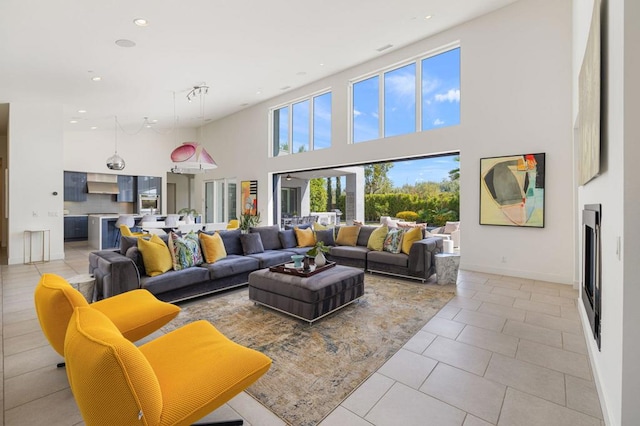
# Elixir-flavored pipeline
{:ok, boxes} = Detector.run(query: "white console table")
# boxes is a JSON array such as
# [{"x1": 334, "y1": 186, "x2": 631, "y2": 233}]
[{"x1": 24, "y1": 229, "x2": 50, "y2": 264}]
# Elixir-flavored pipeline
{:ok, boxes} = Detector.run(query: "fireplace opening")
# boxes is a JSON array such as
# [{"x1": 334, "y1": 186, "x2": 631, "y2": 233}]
[{"x1": 582, "y1": 204, "x2": 602, "y2": 350}]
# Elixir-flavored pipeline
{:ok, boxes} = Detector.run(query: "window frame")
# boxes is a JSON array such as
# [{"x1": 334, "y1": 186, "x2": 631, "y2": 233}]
[
  {"x1": 349, "y1": 42, "x2": 460, "y2": 143},
  {"x1": 270, "y1": 88, "x2": 332, "y2": 157}
]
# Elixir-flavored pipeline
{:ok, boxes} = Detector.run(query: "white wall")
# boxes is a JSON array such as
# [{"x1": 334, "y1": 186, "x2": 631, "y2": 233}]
[
  {"x1": 573, "y1": 0, "x2": 640, "y2": 424},
  {"x1": 199, "y1": 0, "x2": 575, "y2": 284},
  {"x1": 8, "y1": 103, "x2": 64, "y2": 264}
]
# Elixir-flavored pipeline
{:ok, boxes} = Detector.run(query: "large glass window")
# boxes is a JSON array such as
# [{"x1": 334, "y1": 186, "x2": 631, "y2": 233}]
[
  {"x1": 351, "y1": 46, "x2": 460, "y2": 142},
  {"x1": 292, "y1": 100, "x2": 310, "y2": 153},
  {"x1": 272, "y1": 90, "x2": 332, "y2": 156},
  {"x1": 422, "y1": 48, "x2": 461, "y2": 130},
  {"x1": 384, "y1": 63, "x2": 416, "y2": 138},
  {"x1": 313, "y1": 92, "x2": 331, "y2": 150},
  {"x1": 352, "y1": 76, "x2": 379, "y2": 143}
]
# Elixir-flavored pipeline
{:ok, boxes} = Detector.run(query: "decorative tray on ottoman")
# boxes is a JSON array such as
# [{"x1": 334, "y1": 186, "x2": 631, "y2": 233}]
[{"x1": 269, "y1": 261, "x2": 336, "y2": 277}]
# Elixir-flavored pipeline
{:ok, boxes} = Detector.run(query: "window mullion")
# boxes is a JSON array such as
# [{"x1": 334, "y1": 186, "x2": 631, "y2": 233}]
[
  {"x1": 309, "y1": 96, "x2": 314, "y2": 151},
  {"x1": 416, "y1": 60, "x2": 422, "y2": 132},
  {"x1": 287, "y1": 105, "x2": 292, "y2": 154},
  {"x1": 378, "y1": 72, "x2": 384, "y2": 139}
]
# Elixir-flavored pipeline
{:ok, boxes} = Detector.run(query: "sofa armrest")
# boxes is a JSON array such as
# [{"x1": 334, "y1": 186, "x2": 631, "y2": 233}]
[
  {"x1": 89, "y1": 250, "x2": 141, "y2": 300},
  {"x1": 408, "y1": 236, "x2": 444, "y2": 277}
]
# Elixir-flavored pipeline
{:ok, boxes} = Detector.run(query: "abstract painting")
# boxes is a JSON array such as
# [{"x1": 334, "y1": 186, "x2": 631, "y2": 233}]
[
  {"x1": 241, "y1": 180, "x2": 258, "y2": 215},
  {"x1": 480, "y1": 153, "x2": 545, "y2": 228}
]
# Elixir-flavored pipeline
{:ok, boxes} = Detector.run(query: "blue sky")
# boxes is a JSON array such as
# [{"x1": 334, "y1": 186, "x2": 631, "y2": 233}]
[{"x1": 387, "y1": 154, "x2": 459, "y2": 186}]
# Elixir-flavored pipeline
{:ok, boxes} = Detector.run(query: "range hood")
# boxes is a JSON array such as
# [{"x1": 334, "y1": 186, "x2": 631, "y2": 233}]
[{"x1": 86, "y1": 173, "x2": 119, "y2": 194}]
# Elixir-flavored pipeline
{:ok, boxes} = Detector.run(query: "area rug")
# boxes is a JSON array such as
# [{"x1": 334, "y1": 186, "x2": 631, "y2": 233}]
[{"x1": 163, "y1": 274, "x2": 455, "y2": 426}]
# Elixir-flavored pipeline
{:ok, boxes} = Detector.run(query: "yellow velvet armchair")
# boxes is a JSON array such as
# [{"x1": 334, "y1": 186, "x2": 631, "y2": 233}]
[
  {"x1": 34, "y1": 273, "x2": 180, "y2": 366},
  {"x1": 65, "y1": 306, "x2": 272, "y2": 426}
]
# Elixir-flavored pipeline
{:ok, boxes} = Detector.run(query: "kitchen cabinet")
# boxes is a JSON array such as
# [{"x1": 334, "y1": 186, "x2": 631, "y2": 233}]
[
  {"x1": 137, "y1": 176, "x2": 162, "y2": 196},
  {"x1": 117, "y1": 175, "x2": 135, "y2": 202},
  {"x1": 63, "y1": 171, "x2": 87, "y2": 201},
  {"x1": 64, "y1": 216, "x2": 88, "y2": 241}
]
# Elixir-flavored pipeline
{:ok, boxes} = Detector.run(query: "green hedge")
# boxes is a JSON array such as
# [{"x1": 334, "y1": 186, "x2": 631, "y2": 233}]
[{"x1": 335, "y1": 192, "x2": 458, "y2": 226}]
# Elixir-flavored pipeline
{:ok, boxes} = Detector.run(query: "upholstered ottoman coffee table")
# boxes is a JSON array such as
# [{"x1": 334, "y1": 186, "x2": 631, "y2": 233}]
[{"x1": 248, "y1": 264, "x2": 365, "y2": 323}]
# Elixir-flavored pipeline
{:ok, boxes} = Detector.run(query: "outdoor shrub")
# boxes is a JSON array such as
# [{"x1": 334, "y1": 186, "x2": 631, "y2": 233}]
[{"x1": 396, "y1": 211, "x2": 419, "y2": 222}]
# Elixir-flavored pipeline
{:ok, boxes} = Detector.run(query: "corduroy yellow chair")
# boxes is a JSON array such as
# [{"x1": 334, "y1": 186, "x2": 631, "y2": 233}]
[
  {"x1": 65, "y1": 306, "x2": 272, "y2": 426},
  {"x1": 226, "y1": 219, "x2": 240, "y2": 230},
  {"x1": 34, "y1": 273, "x2": 180, "y2": 367}
]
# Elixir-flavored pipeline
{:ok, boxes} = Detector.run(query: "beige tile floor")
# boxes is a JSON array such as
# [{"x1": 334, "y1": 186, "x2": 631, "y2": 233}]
[{"x1": 1, "y1": 242, "x2": 605, "y2": 426}]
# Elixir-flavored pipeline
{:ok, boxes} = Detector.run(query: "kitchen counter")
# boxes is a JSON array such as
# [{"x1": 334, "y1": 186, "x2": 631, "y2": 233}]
[{"x1": 88, "y1": 214, "x2": 166, "y2": 250}]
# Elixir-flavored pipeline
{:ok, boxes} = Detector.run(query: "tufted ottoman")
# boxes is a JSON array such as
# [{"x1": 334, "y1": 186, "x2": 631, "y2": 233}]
[{"x1": 248, "y1": 265, "x2": 365, "y2": 323}]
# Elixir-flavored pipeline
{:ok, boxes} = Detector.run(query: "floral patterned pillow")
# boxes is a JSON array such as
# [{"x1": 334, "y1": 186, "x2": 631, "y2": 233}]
[
  {"x1": 168, "y1": 231, "x2": 203, "y2": 270},
  {"x1": 383, "y1": 228, "x2": 405, "y2": 254}
]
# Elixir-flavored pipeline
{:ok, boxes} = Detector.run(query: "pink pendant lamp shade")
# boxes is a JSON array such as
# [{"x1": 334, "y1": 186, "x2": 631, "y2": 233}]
[{"x1": 170, "y1": 142, "x2": 217, "y2": 173}]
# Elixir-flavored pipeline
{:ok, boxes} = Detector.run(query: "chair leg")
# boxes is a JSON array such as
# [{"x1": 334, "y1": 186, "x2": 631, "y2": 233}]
[
  {"x1": 113, "y1": 229, "x2": 121, "y2": 248},
  {"x1": 56, "y1": 361, "x2": 66, "y2": 368}
]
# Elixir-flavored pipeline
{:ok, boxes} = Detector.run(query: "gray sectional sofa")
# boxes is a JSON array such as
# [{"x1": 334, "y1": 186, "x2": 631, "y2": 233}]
[{"x1": 88, "y1": 224, "x2": 443, "y2": 303}]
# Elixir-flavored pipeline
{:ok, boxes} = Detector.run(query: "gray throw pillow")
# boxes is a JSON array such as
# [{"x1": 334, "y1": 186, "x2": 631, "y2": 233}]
[
  {"x1": 315, "y1": 229, "x2": 335, "y2": 246},
  {"x1": 216, "y1": 229, "x2": 243, "y2": 255},
  {"x1": 250, "y1": 225, "x2": 282, "y2": 250},
  {"x1": 240, "y1": 233, "x2": 265, "y2": 255},
  {"x1": 278, "y1": 229, "x2": 297, "y2": 248}
]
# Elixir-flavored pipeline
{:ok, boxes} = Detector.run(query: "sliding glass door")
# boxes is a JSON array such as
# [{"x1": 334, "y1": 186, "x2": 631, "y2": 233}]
[{"x1": 205, "y1": 178, "x2": 237, "y2": 223}]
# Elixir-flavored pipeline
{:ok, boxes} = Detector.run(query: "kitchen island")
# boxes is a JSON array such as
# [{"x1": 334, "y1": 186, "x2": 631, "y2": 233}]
[{"x1": 88, "y1": 215, "x2": 155, "y2": 250}]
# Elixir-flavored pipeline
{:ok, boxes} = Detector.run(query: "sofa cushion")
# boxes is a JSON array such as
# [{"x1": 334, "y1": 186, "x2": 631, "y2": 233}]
[
  {"x1": 335, "y1": 226, "x2": 360, "y2": 246},
  {"x1": 366, "y1": 225, "x2": 388, "y2": 251},
  {"x1": 216, "y1": 229, "x2": 243, "y2": 255},
  {"x1": 367, "y1": 250, "x2": 409, "y2": 267},
  {"x1": 294, "y1": 227, "x2": 316, "y2": 247},
  {"x1": 247, "y1": 250, "x2": 294, "y2": 269},
  {"x1": 278, "y1": 229, "x2": 297, "y2": 249},
  {"x1": 202, "y1": 255, "x2": 260, "y2": 280},
  {"x1": 199, "y1": 232, "x2": 227, "y2": 264},
  {"x1": 330, "y1": 245, "x2": 369, "y2": 261},
  {"x1": 125, "y1": 246, "x2": 146, "y2": 276},
  {"x1": 140, "y1": 266, "x2": 211, "y2": 295},
  {"x1": 356, "y1": 226, "x2": 377, "y2": 247},
  {"x1": 315, "y1": 229, "x2": 335, "y2": 246},
  {"x1": 285, "y1": 223, "x2": 311, "y2": 230},
  {"x1": 240, "y1": 233, "x2": 265, "y2": 255},
  {"x1": 383, "y1": 228, "x2": 404, "y2": 254},
  {"x1": 401, "y1": 226, "x2": 423, "y2": 255},
  {"x1": 443, "y1": 221, "x2": 460, "y2": 234},
  {"x1": 137, "y1": 234, "x2": 173, "y2": 277},
  {"x1": 168, "y1": 231, "x2": 203, "y2": 271},
  {"x1": 250, "y1": 225, "x2": 282, "y2": 250}
]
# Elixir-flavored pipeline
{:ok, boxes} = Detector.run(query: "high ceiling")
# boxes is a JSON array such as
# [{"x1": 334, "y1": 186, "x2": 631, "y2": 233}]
[{"x1": 0, "y1": 0, "x2": 517, "y2": 133}]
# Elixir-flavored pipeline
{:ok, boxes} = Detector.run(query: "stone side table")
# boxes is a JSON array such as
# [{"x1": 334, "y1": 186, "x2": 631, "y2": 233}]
[
  {"x1": 435, "y1": 253, "x2": 461, "y2": 285},
  {"x1": 68, "y1": 273, "x2": 97, "y2": 303}
]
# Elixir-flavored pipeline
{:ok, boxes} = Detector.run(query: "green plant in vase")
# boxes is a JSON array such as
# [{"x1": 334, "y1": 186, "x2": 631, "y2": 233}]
[
  {"x1": 306, "y1": 241, "x2": 330, "y2": 267},
  {"x1": 239, "y1": 211, "x2": 261, "y2": 232}
]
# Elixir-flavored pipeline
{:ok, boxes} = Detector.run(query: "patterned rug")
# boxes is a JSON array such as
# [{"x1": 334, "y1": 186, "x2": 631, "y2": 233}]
[{"x1": 163, "y1": 274, "x2": 455, "y2": 426}]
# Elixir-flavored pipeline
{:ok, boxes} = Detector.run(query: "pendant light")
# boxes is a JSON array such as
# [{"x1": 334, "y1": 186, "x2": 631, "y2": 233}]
[
  {"x1": 106, "y1": 116, "x2": 126, "y2": 170},
  {"x1": 170, "y1": 85, "x2": 217, "y2": 174}
]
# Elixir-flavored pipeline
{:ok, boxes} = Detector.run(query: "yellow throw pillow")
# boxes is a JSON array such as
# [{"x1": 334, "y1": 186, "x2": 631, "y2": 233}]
[
  {"x1": 199, "y1": 232, "x2": 227, "y2": 264},
  {"x1": 294, "y1": 227, "x2": 316, "y2": 247},
  {"x1": 313, "y1": 222, "x2": 328, "y2": 231},
  {"x1": 401, "y1": 226, "x2": 423, "y2": 255},
  {"x1": 137, "y1": 234, "x2": 173, "y2": 277},
  {"x1": 335, "y1": 225, "x2": 360, "y2": 246},
  {"x1": 367, "y1": 225, "x2": 388, "y2": 251}
]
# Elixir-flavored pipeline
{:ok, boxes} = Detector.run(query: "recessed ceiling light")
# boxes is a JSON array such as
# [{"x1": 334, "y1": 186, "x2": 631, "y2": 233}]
[
  {"x1": 115, "y1": 39, "x2": 136, "y2": 48},
  {"x1": 90, "y1": 126, "x2": 98, "y2": 130},
  {"x1": 69, "y1": 120, "x2": 78, "y2": 124},
  {"x1": 319, "y1": 63, "x2": 324, "y2": 67},
  {"x1": 133, "y1": 18, "x2": 149, "y2": 27},
  {"x1": 256, "y1": 90, "x2": 262, "y2": 95},
  {"x1": 424, "y1": 15, "x2": 433, "y2": 20},
  {"x1": 91, "y1": 76, "x2": 102, "y2": 82},
  {"x1": 376, "y1": 44, "x2": 393, "y2": 52},
  {"x1": 78, "y1": 109, "x2": 87, "y2": 114}
]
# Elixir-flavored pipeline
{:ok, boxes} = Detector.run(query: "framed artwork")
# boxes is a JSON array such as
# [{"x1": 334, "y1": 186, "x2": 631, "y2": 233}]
[
  {"x1": 577, "y1": 0, "x2": 601, "y2": 186},
  {"x1": 480, "y1": 153, "x2": 545, "y2": 228},
  {"x1": 241, "y1": 180, "x2": 258, "y2": 215}
]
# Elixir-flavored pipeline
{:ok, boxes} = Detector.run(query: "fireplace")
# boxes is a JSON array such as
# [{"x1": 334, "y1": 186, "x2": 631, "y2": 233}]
[{"x1": 582, "y1": 204, "x2": 602, "y2": 350}]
